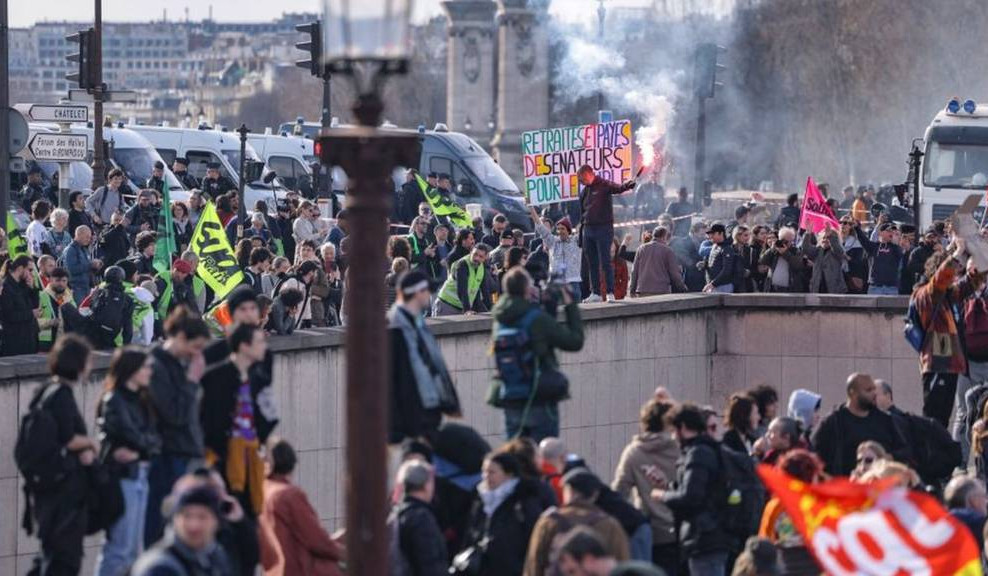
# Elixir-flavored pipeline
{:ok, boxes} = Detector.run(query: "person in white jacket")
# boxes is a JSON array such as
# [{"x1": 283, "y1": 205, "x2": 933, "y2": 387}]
[
  {"x1": 130, "y1": 281, "x2": 157, "y2": 345},
  {"x1": 529, "y1": 205, "x2": 583, "y2": 299}
]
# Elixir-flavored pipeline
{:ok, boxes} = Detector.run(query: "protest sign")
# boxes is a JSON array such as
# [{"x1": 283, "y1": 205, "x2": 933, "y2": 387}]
[
  {"x1": 799, "y1": 176, "x2": 840, "y2": 233},
  {"x1": 758, "y1": 465, "x2": 982, "y2": 576},
  {"x1": 522, "y1": 120, "x2": 633, "y2": 206},
  {"x1": 190, "y1": 202, "x2": 244, "y2": 299}
]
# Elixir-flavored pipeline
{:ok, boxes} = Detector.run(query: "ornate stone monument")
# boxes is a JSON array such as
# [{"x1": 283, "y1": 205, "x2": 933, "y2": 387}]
[
  {"x1": 442, "y1": 0, "x2": 497, "y2": 148},
  {"x1": 491, "y1": 0, "x2": 550, "y2": 183}
]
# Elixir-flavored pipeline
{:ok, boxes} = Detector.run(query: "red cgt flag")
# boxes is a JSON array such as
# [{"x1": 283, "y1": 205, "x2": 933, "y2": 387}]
[{"x1": 757, "y1": 465, "x2": 983, "y2": 576}]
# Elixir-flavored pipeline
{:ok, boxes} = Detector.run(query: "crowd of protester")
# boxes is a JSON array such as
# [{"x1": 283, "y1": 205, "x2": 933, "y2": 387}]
[{"x1": 11, "y1": 160, "x2": 988, "y2": 576}]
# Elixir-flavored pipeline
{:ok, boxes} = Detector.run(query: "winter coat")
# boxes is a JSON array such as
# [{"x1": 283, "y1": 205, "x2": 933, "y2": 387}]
[
  {"x1": 260, "y1": 476, "x2": 344, "y2": 576},
  {"x1": 97, "y1": 224, "x2": 131, "y2": 269},
  {"x1": 912, "y1": 258, "x2": 980, "y2": 375},
  {"x1": 132, "y1": 534, "x2": 232, "y2": 576},
  {"x1": 705, "y1": 241, "x2": 735, "y2": 288},
  {"x1": 535, "y1": 222, "x2": 582, "y2": 283},
  {"x1": 97, "y1": 385, "x2": 162, "y2": 478},
  {"x1": 523, "y1": 501, "x2": 630, "y2": 576},
  {"x1": 661, "y1": 434, "x2": 732, "y2": 557},
  {"x1": 612, "y1": 431, "x2": 680, "y2": 545},
  {"x1": 0, "y1": 275, "x2": 39, "y2": 356},
  {"x1": 395, "y1": 496, "x2": 449, "y2": 576},
  {"x1": 62, "y1": 240, "x2": 93, "y2": 302},
  {"x1": 630, "y1": 241, "x2": 686, "y2": 296},
  {"x1": 579, "y1": 177, "x2": 633, "y2": 227},
  {"x1": 800, "y1": 231, "x2": 847, "y2": 294},
  {"x1": 388, "y1": 304, "x2": 461, "y2": 444},
  {"x1": 200, "y1": 360, "x2": 279, "y2": 463},
  {"x1": 68, "y1": 208, "x2": 93, "y2": 237},
  {"x1": 670, "y1": 236, "x2": 705, "y2": 291},
  {"x1": 759, "y1": 245, "x2": 806, "y2": 292},
  {"x1": 149, "y1": 344, "x2": 205, "y2": 459},
  {"x1": 465, "y1": 478, "x2": 546, "y2": 576}
]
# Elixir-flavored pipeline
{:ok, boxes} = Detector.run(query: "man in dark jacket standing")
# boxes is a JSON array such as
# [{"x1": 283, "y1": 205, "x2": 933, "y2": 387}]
[
  {"x1": 811, "y1": 373, "x2": 908, "y2": 477},
  {"x1": 0, "y1": 255, "x2": 40, "y2": 356},
  {"x1": 388, "y1": 271, "x2": 461, "y2": 445},
  {"x1": 702, "y1": 223, "x2": 735, "y2": 293},
  {"x1": 201, "y1": 323, "x2": 278, "y2": 518},
  {"x1": 577, "y1": 165, "x2": 636, "y2": 303},
  {"x1": 393, "y1": 460, "x2": 448, "y2": 576},
  {"x1": 492, "y1": 268, "x2": 584, "y2": 441},
  {"x1": 655, "y1": 403, "x2": 731, "y2": 576},
  {"x1": 856, "y1": 221, "x2": 902, "y2": 295},
  {"x1": 145, "y1": 307, "x2": 212, "y2": 547},
  {"x1": 145, "y1": 160, "x2": 167, "y2": 194}
]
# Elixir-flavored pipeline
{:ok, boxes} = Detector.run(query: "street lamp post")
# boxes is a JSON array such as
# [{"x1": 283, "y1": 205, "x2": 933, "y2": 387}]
[
  {"x1": 236, "y1": 123, "x2": 248, "y2": 240},
  {"x1": 317, "y1": 2, "x2": 417, "y2": 575}
]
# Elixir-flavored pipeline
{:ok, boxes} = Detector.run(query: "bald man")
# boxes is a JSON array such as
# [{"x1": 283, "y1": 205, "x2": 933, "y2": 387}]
[{"x1": 811, "y1": 373, "x2": 907, "y2": 476}]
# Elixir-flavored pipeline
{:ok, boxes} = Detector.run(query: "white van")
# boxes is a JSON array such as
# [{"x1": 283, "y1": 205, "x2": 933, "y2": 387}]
[
  {"x1": 129, "y1": 125, "x2": 281, "y2": 210},
  {"x1": 21, "y1": 123, "x2": 189, "y2": 201},
  {"x1": 247, "y1": 133, "x2": 315, "y2": 194}
]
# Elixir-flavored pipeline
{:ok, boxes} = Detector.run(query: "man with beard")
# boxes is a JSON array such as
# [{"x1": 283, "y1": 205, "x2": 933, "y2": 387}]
[
  {"x1": 201, "y1": 162, "x2": 236, "y2": 202},
  {"x1": 146, "y1": 160, "x2": 167, "y2": 194},
  {"x1": 37, "y1": 267, "x2": 76, "y2": 352},
  {"x1": 811, "y1": 373, "x2": 908, "y2": 476},
  {"x1": 0, "y1": 256, "x2": 40, "y2": 356}
]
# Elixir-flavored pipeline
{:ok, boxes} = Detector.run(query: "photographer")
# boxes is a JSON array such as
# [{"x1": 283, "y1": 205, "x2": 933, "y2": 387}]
[
  {"x1": 490, "y1": 268, "x2": 584, "y2": 442},
  {"x1": 758, "y1": 228, "x2": 806, "y2": 293}
]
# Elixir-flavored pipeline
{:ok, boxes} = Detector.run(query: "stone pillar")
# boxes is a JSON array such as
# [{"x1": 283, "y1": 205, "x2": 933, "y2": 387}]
[
  {"x1": 442, "y1": 0, "x2": 497, "y2": 148},
  {"x1": 492, "y1": 0, "x2": 550, "y2": 184}
]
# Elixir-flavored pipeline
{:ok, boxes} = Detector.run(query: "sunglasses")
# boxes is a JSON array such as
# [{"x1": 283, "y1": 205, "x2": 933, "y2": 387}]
[{"x1": 857, "y1": 456, "x2": 875, "y2": 466}]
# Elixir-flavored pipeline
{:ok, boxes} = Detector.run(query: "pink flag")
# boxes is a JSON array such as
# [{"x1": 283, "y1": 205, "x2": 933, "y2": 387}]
[{"x1": 799, "y1": 177, "x2": 840, "y2": 234}]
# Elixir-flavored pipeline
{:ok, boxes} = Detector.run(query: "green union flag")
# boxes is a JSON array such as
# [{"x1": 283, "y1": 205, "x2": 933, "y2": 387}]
[
  {"x1": 6, "y1": 212, "x2": 27, "y2": 259},
  {"x1": 153, "y1": 182, "x2": 177, "y2": 276}
]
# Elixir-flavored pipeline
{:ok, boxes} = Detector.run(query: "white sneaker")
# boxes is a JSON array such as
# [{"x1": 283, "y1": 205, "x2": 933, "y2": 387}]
[{"x1": 583, "y1": 294, "x2": 602, "y2": 303}]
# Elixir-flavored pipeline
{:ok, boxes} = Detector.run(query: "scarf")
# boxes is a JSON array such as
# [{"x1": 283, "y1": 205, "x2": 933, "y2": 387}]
[
  {"x1": 841, "y1": 235, "x2": 862, "y2": 272},
  {"x1": 387, "y1": 304, "x2": 457, "y2": 411},
  {"x1": 479, "y1": 477, "x2": 520, "y2": 517}
]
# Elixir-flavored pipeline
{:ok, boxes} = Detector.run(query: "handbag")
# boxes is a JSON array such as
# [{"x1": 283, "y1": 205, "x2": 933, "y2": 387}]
[
  {"x1": 85, "y1": 462, "x2": 125, "y2": 535},
  {"x1": 534, "y1": 365, "x2": 570, "y2": 403}
]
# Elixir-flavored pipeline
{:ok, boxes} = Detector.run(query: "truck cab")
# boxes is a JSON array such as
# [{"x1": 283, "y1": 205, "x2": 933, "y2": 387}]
[{"x1": 919, "y1": 98, "x2": 988, "y2": 225}]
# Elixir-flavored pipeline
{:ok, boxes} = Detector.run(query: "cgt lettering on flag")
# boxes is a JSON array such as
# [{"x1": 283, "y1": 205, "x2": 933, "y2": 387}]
[
  {"x1": 190, "y1": 202, "x2": 244, "y2": 299},
  {"x1": 758, "y1": 464, "x2": 983, "y2": 576}
]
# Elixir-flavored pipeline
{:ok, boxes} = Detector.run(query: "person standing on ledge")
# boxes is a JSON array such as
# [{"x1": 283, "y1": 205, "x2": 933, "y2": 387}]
[{"x1": 576, "y1": 165, "x2": 636, "y2": 303}]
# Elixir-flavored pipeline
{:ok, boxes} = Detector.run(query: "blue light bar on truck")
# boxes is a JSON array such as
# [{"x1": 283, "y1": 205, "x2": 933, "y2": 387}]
[
  {"x1": 964, "y1": 99, "x2": 978, "y2": 114},
  {"x1": 947, "y1": 99, "x2": 962, "y2": 114}
]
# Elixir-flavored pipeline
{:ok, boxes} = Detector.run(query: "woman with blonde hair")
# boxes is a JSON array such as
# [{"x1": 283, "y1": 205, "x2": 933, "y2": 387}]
[{"x1": 850, "y1": 441, "x2": 888, "y2": 481}]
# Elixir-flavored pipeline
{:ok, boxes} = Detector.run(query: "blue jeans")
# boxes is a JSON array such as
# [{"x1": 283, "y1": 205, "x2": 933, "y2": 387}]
[
  {"x1": 868, "y1": 285, "x2": 898, "y2": 295},
  {"x1": 504, "y1": 404, "x2": 559, "y2": 443},
  {"x1": 95, "y1": 464, "x2": 149, "y2": 576},
  {"x1": 145, "y1": 454, "x2": 192, "y2": 548},
  {"x1": 629, "y1": 523, "x2": 653, "y2": 563},
  {"x1": 583, "y1": 225, "x2": 614, "y2": 296},
  {"x1": 713, "y1": 283, "x2": 734, "y2": 294},
  {"x1": 688, "y1": 551, "x2": 728, "y2": 576},
  {"x1": 568, "y1": 282, "x2": 582, "y2": 301}
]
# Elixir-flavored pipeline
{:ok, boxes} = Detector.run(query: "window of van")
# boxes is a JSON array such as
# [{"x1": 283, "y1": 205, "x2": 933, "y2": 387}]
[
  {"x1": 428, "y1": 157, "x2": 477, "y2": 197},
  {"x1": 269, "y1": 155, "x2": 302, "y2": 189},
  {"x1": 157, "y1": 148, "x2": 177, "y2": 165},
  {"x1": 186, "y1": 150, "x2": 230, "y2": 180}
]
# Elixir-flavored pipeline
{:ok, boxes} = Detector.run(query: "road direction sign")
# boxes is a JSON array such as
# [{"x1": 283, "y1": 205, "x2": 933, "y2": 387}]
[
  {"x1": 7, "y1": 108, "x2": 29, "y2": 155},
  {"x1": 28, "y1": 133, "x2": 88, "y2": 162},
  {"x1": 67, "y1": 89, "x2": 137, "y2": 103},
  {"x1": 21, "y1": 104, "x2": 89, "y2": 123}
]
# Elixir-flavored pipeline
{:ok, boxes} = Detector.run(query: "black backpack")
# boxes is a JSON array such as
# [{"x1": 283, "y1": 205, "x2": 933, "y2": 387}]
[
  {"x1": 388, "y1": 504, "x2": 412, "y2": 576},
  {"x1": 492, "y1": 307, "x2": 541, "y2": 403},
  {"x1": 718, "y1": 445, "x2": 766, "y2": 541},
  {"x1": 907, "y1": 413, "x2": 961, "y2": 486},
  {"x1": 15, "y1": 384, "x2": 69, "y2": 535},
  {"x1": 90, "y1": 286, "x2": 128, "y2": 341}
]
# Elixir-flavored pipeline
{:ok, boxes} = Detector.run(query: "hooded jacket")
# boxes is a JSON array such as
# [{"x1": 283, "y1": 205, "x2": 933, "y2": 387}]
[
  {"x1": 130, "y1": 285, "x2": 156, "y2": 345},
  {"x1": 662, "y1": 434, "x2": 732, "y2": 557},
  {"x1": 787, "y1": 389, "x2": 821, "y2": 440},
  {"x1": 612, "y1": 431, "x2": 680, "y2": 545}
]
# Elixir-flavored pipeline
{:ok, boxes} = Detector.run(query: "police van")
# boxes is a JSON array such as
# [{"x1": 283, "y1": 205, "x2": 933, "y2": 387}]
[
  {"x1": 247, "y1": 133, "x2": 316, "y2": 194},
  {"x1": 20, "y1": 123, "x2": 188, "y2": 201},
  {"x1": 128, "y1": 125, "x2": 281, "y2": 210},
  {"x1": 917, "y1": 98, "x2": 988, "y2": 225}
]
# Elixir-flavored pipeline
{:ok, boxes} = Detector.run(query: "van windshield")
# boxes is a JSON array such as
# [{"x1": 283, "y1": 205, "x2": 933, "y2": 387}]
[
  {"x1": 464, "y1": 155, "x2": 520, "y2": 195},
  {"x1": 113, "y1": 147, "x2": 183, "y2": 190},
  {"x1": 924, "y1": 126, "x2": 988, "y2": 189}
]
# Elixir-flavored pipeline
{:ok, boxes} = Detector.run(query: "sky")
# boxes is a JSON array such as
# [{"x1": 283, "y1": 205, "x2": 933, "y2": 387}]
[{"x1": 9, "y1": 0, "x2": 654, "y2": 28}]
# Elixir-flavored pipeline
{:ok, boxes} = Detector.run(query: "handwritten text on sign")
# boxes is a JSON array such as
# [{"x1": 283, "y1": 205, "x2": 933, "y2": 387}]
[{"x1": 522, "y1": 120, "x2": 633, "y2": 206}]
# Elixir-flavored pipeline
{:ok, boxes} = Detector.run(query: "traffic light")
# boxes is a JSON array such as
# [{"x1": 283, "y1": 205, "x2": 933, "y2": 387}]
[
  {"x1": 295, "y1": 21, "x2": 324, "y2": 78},
  {"x1": 65, "y1": 27, "x2": 98, "y2": 90},
  {"x1": 694, "y1": 43, "x2": 726, "y2": 100}
]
